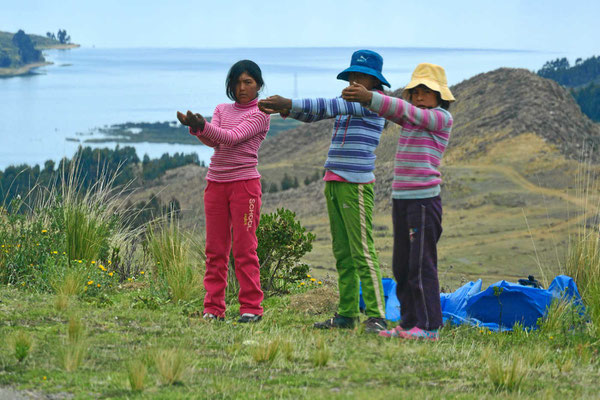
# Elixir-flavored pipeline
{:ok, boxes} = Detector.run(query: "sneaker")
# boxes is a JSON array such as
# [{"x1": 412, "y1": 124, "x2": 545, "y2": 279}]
[
  {"x1": 399, "y1": 327, "x2": 439, "y2": 341},
  {"x1": 378, "y1": 325, "x2": 406, "y2": 338},
  {"x1": 238, "y1": 313, "x2": 262, "y2": 323},
  {"x1": 314, "y1": 313, "x2": 358, "y2": 329},
  {"x1": 364, "y1": 317, "x2": 387, "y2": 333},
  {"x1": 203, "y1": 313, "x2": 224, "y2": 321}
]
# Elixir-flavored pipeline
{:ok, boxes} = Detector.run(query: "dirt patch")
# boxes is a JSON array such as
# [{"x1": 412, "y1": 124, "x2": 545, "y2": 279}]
[{"x1": 289, "y1": 286, "x2": 338, "y2": 315}]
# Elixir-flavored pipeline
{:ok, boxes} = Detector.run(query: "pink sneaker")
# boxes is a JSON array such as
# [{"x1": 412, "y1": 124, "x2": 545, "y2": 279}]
[
  {"x1": 378, "y1": 325, "x2": 406, "y2": 338},
  {"x1": 399, "y1": 327, "x2": 439, "y2": 341}
]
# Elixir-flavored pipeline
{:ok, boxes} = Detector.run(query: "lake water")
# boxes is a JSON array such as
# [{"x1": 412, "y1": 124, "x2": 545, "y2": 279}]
[{"x1": 0, "y1": 46, "x2": 570, "y2": 170}]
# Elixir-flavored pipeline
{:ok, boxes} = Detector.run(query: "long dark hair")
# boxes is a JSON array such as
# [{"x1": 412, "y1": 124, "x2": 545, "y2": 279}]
[{"x1": 225, "y1": 60, "x2": 264, "y2": 102}]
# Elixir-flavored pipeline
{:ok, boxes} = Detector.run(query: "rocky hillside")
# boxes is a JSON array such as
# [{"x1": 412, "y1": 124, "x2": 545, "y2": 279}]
[{"x1": 447, "y1": 68, "x2": 600, "y2": 163}]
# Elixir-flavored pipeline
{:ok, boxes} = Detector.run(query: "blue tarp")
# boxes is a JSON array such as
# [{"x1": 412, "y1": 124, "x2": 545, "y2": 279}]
[{"x1": 360, "y1": 275, "x2": 582, "y2": 331}]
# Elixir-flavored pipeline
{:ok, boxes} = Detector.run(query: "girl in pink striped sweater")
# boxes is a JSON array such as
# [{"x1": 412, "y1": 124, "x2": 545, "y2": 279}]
[
  {"x1": 342, "y1": 63, "x2": 455, "y2": 341},
  {"x1": 177, "y1": 60, "x2": 270, "y2": 323}
]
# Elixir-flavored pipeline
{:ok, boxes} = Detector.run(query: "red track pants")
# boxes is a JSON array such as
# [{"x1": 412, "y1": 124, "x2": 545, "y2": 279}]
[{"x1": 203, "y1": 179, "x2": 263, "y2": 317}]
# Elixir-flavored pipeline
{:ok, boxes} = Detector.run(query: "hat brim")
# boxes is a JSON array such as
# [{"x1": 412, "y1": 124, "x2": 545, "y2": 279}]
[
  {"x1": 401, "y1": 78, "x2": 455, "y2": 102},
  {"x1": 337, "y1": 65, "x2": 390, "y2": 88}
]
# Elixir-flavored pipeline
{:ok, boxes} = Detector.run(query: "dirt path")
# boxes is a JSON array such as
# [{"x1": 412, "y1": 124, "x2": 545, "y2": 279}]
[{"x1": 446, "y1": 164, "x2": 599, "y2": 247}]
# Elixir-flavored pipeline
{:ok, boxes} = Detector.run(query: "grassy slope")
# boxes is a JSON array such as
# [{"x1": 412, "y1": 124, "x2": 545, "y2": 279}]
[
  {"x1": 262, "y1": 130, "x2": 599, "y2": 289},
  {"x1": 1, "y1": 286, "x2": 598, "y2": 399}
]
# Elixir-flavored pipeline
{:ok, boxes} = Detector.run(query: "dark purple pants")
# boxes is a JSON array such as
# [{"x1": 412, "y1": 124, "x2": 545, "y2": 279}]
[{"x1": 392, "y1": 196, "x2": 443, "y2": 331}]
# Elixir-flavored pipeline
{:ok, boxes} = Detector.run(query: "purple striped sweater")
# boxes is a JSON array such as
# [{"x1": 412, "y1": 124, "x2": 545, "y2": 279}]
[{"x1": 369, "y1": 92, "x2": 453, "y2": 199}]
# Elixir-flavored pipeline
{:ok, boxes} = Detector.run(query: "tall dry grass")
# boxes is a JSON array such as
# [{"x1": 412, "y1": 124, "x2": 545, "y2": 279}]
[
  {"x1": 146, "y1": 213, "x2": 204, "y2": 303},
  {"x1": 60, "y1": 158, "x2": 136, "y2": 263},
  {"x1": 564, "y1": 159, "x2": 600, "y2": 331}
]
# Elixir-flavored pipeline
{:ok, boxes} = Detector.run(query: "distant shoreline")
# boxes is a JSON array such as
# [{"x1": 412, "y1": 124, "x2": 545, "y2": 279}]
[{"x1": 0, "y1": 43, "x2": 80, "y2": 77}]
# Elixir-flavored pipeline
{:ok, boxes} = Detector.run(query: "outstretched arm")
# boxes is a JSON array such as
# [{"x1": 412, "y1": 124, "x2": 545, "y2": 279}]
[
  {"x1": 176, "y1": 111, "x2": 218, "y2": 147},
  {"x1": 368, "y1": 92, "x2": 453, "y2": 132},
  {"x1": 342, "y1": 83, "x2": 452, "y2": 131},
  {"x1": 199, "y1": 112, "x2": 270, "y2": 146},
  {"x1": 258, "y1": 95, "x2": 292, "y2": 116},
  {"x1": 289, "y1": 97, "x2": 378, "y2": 122}
]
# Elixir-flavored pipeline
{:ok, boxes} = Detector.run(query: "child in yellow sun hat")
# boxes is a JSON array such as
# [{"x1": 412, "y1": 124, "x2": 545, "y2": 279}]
[{"x1": 342, "y1": 63, "x2": 455, "y2": 341}]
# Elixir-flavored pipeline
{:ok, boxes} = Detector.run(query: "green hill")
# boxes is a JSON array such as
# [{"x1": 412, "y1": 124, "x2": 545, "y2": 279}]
[{"x1": 0, "y1": 29, "x2": 77, "y2": 76}]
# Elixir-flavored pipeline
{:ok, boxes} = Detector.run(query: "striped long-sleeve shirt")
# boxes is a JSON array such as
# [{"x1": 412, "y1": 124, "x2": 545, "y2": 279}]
[
  {"x1": 369, "y1": 91, "x2": 453, "y2": 199},
  {"x1": 290, "y1": 97, "x2": 385, "y2": 183},
  {"x1": 192, "y1": 98, "x2": 270, "y2": 182}
]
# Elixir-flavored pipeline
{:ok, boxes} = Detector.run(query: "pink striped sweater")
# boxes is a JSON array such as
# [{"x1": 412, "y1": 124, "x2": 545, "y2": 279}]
[
  {"x1": 369, "y1": 92, "x2": 453, "y2": 199},
  {"x1": 191, "y1": 98, "x2": 270, "y2": 182}
]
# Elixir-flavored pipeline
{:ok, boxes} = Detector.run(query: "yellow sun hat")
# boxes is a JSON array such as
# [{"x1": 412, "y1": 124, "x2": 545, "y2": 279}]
[{"x1": 402, "y1": 63, "x2": 455, "y2": 102}]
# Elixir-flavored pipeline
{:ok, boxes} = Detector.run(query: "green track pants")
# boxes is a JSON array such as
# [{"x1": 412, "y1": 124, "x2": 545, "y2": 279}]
[{"x1": 325, "y1": 181, "x2": 385, "y2": 318}]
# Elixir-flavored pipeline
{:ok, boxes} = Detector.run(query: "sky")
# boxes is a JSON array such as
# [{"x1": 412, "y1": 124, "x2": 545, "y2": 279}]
[{"x1": 1, "y1": 0, "x2": 599, "y2": 57}]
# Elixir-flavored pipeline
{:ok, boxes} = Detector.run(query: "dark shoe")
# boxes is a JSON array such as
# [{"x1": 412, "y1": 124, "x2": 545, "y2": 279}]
[
  {"x1": 314, "y1": 313, "x2": 358, "y2": 329},
  {"x1": 364, "y1": 317, "x2": 387, "y2": 333},
  {"x1": 238, "y1": 313, "x2": 262, "y2": 323},
  {"x1": 203, "y1": 313, "x2": 225, "y2": 321}
]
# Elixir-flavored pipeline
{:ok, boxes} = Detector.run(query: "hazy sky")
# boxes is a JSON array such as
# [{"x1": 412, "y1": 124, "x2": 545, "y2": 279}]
[{"x1": 2, "y1": 0, "x2": 599, "y2": 57}]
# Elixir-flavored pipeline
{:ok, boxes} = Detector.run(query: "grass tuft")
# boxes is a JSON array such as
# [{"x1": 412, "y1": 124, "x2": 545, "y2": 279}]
[
  {"x1": 11, "y1": 330, "x2": 34, "y2": 363},
  {"x1": 146, "y1": 214, "x2": 203, "y2": 304},
  {"x1": 127, "y1": 359, "x2": 148, "y2": 392},
  {"x1": 485, "y1": 349, "x2": 529, "y2": 393},
  {"x1": 310, "y1": 337, "x2": 331, "y2": 367},
  {"x1": 60, "y1": 315, "x2": 87, "y2": 372},
  {"x1": 250, "y1": 339, "x2": 280, "y2": 364},
  {"x1": 154, "y1": 348, "x2": 186, "y2": 385}
]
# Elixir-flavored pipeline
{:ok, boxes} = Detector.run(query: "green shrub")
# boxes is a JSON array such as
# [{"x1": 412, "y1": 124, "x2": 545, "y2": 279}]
[{"x1": 256, "y1": 208, "x2": 315, "y2": 296}]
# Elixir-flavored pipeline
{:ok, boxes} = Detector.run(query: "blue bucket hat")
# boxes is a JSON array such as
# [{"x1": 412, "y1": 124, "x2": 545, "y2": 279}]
[{"x1": 336, "y1": 49, "x2": 390, "y2": 88}]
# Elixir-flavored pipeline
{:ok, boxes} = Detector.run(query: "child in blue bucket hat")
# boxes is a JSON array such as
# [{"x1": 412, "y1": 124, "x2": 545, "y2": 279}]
[{"x1": 259, "y1": 50, "x2": 390, "y2": 333}]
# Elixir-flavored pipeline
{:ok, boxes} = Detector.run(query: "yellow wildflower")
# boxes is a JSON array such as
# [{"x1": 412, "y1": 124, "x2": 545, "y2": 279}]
[
  {"x1": 41, "y1": 230, "x2": 47, "y2": 233},
  {"x1": 140, "y1": 271, "x2": 145, "y2": 275},
  {"x1": 43, "y1": 376, "x2": 47, "y2": 380},
  {"x1": 52, "y1": 251, "x2": 58, "y2": 254},
  {"x1": 310, "y1": 278, "x2": 316, "y2": 282},
  {"x1": 91, "y1": 260, "x2": 96, "y2": 264},
  {"x1": 97, "y1": 284, "x2": 101, "y2": 288},
  {"x1": 108, "y1": 260, "x2": 112, "y2": 264},
  {"x1": 87, "y1": 280, "x2": 94, "y2": 285},
  {"x1": 77, "y1": 260, "x2": 82, "y2": 264},
  {"x1": 318, "y1": 281, "x2": 323, "y2": 285},
  {"x1": 300, "y1": 282, "x2": 305, "y2": 286},
  {"x1": 306, "y1": 274, "x2": 311, "y2": 278},
  {"x1": 127, "y1": 278, "x2": 132, "y2": 282},
  {"x1": 108, "y1": 272, "x2": 114, "y2": 277}
]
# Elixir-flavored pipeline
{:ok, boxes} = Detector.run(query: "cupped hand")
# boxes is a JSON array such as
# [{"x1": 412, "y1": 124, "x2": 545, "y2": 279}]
[
  {"x1": 186, "y1": 110, "x2": 206, "y2": 131},
  {"x1": 341, "y1": 82, "x2": 372, "y2": 106},
  {"x1": 258, "y1": 95, "x2": 292, "y2": 114},
  {"x1": 176, "y1": 111, "x2": 189, "y2": 126}
]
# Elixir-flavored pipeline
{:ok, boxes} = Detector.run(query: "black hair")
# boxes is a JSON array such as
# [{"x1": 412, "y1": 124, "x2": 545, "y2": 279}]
[
  {"x1": 225, "y1": 60, "x2": 264, "y2": 102},
  {"x1": 436, "y1": 92, "x2": 451, "y2": 110}
]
